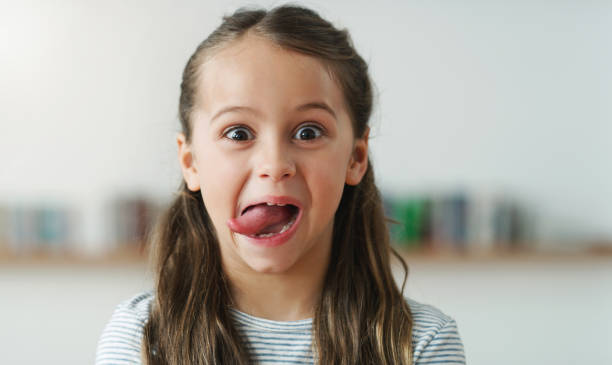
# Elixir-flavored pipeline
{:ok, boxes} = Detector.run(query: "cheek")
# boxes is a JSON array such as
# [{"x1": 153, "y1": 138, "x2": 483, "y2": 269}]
[
  {"x1": 305, "y1": 151, "x2": 350, "y2": 219},
  {"x1": 196, "y1": 145, "x2": 246, "y2": 230}
]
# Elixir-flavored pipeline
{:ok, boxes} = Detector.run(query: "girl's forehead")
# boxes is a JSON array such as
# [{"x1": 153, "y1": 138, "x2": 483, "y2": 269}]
[{"x1": 195, "y1": 35, "x2": 347, "y2": 118}]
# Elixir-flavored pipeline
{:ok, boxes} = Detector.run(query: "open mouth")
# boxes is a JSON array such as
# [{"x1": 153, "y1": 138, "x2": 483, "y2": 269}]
[{"x1": 240, "y1": 203, "x2": 300, "y2": 238}]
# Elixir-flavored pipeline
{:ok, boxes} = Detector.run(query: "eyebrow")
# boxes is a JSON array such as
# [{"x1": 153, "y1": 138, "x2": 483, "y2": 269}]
[{"x1": 210, "y1": 101, "x2": 337, "y2": 123}]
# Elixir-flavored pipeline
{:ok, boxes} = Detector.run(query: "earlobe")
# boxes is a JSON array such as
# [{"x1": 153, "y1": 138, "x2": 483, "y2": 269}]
[
  {"x1": 177, "y1": 133, "x2": 201, "y2": 192},
  {"x1": 345, "y1": 128, "x2": 370, "y2": 186}
]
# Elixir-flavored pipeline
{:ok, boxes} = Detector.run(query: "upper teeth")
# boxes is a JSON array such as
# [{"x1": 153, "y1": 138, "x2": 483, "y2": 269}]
[{"x1": 266, "y1": 202, "x2": 286, "y2": 206}]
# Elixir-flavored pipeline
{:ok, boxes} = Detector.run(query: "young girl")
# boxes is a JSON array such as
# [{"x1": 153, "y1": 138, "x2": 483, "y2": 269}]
[{"x1": 96, "y1": 5, "x2": 465, "y2": 365}]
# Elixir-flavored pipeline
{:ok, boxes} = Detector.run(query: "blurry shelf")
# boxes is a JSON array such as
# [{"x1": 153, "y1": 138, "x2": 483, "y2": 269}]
[
  {"x1": 1, "y1": 242, "x2": 612, "y2": 267},
  {"x1": 0, "y1": 244, "x2": 148, "y2": 267},
  {"x1": 393, "y1": 242, "x2": 612, "y2": 263}
]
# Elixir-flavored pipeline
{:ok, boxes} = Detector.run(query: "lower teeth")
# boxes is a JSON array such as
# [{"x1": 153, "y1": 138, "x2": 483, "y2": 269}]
[{"x1": 253, "y1": 215, "x2": 297, "y2": 238}]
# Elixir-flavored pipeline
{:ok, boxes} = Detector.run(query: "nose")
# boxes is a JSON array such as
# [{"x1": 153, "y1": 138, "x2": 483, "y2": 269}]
[{"x1": 255, "y1": 141, "x2": 296, "y2": 182}]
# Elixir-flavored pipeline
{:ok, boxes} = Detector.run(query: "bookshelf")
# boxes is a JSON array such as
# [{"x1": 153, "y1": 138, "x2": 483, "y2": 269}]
[{"x1": 1, "y1": 192, "x2": 610, "y2": 266}]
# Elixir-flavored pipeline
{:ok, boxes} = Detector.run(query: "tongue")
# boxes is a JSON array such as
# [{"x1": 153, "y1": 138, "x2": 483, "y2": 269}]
[{"x1": 227, "y1": 204, "x2": 295, "y2": 236}]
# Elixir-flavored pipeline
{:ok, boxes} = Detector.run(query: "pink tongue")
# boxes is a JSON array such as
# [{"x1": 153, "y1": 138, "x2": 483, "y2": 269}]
[{"x1": 227, "y1": 204, "x2": 295, "y2": 236}]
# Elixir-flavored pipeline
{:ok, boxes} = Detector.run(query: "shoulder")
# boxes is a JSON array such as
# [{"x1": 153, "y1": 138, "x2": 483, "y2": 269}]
[
  {"x1": 407, "y1": 298, "x2": 466, "y2": 364},
  {"x1": 95, "y1": 290, "x2": 154, "y2": 365}
]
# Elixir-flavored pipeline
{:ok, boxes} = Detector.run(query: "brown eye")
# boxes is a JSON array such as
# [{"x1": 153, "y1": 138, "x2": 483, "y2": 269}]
[{"x1": 224, "y1": 127, "x2": 253, "y2": 141}]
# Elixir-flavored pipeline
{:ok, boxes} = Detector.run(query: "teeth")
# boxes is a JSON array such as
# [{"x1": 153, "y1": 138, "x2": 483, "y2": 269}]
[
  {"x1": 265, "y1": 202, "x2": 286, "y2": 207},
  {"x1": 266, "y1": 202, "x2": 274, "y2": 206}
]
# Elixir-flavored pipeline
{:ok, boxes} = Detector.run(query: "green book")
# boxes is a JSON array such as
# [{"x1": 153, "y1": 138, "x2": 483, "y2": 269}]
[{"x1": 390, "y1": 197, "x2": 427, "y2": 249}]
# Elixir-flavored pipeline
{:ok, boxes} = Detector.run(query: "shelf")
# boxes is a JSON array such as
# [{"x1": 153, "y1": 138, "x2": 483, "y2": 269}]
[
  {"x1": 1, "y1": 242, "x2": 611, "y2": 267},
  {"x1": 393, "y1": 243, "x2": 612, "y2": 263},
  {"x1": 0, "y1": 245, "x2": 148, "y2": 267}
]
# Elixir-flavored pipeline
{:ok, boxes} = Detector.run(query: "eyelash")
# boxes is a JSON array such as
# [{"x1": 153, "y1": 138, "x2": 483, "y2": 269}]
[{"x1": 222, "y1": 123, "x2": 325, "y2": 142}]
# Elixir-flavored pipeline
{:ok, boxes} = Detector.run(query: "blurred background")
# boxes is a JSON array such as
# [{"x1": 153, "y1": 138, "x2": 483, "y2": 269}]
[{"x1": 1, "y1": 0, "x2": 610, "y2": 364}]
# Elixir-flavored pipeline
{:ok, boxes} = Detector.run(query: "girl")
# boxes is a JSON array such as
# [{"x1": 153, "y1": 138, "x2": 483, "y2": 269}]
[{"x1": 96, "y1": 4, "x2": 465, "y2": 365}]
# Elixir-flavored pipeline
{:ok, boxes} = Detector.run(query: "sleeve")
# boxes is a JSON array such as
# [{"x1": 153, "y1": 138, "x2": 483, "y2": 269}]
[
  {"x1": 95, "y1": 296, "x2": 150, "y2": 365},
  {"x1": 413, "y1": 317, "x2": 466, "y2": 365}
]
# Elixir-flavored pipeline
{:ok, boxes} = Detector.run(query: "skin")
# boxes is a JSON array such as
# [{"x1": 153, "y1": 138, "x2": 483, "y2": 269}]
[{"x1": 177, "y1": 34, "x2": 369, "y2": 321}]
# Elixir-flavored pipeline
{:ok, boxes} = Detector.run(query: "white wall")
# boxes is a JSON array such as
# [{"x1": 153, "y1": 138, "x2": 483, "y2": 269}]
[
  {"x1": 402, "y1": 257, "x2": 612, "y2": 364},
  {"x1": 1, "y1": 0, "x2": 611, "y2": 251}
]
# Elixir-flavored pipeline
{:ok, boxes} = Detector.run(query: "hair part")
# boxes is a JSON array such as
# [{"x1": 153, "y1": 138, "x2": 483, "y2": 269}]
[{"x1": 143, "y1": 4, "x2": 413, "y2": 364}]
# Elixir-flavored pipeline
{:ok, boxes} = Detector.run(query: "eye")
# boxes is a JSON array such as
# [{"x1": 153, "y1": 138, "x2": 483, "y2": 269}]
[
  {"x1": 223, "y1": 126, "x2": 254, "y2": 141},
  {"x1": 294, "y1": 124, "x2": 323, "y2": 141}
]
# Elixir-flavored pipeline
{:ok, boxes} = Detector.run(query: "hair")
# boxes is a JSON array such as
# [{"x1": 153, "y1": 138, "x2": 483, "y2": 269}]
[{"x1": 142, "y1": 4, "x2": 413, "y2": 364}]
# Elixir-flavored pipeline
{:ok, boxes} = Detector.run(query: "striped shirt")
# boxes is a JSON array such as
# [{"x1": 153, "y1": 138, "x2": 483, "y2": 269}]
[{"x1": 95, "y1": 290, "x2": 465, "y2": 364}]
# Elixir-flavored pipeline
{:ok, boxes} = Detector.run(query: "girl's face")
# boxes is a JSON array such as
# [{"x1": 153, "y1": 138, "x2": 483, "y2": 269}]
[{"x1": 177, "y1": 35, "x2": 368, "y2": 274}]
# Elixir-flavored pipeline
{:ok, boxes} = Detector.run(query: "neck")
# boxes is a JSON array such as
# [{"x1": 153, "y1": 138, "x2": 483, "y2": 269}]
[{"x1": 224, "y1": 234, "x2": 332, "y2": 322}]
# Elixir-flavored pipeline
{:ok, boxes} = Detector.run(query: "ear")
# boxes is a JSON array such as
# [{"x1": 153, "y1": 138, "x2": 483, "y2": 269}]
[
  {"x1": 345, "y1": 127, "x2": 369, "y2": 186},
  {"x1": 177, "y1": 132, "x2": 201, "y2": 191}
]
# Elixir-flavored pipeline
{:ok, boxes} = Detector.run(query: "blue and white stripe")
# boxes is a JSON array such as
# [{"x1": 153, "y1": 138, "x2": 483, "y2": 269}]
[
  {"x1": 408, "y1": 299, "x2": 466, "y2": 364},
  {"x1": 231, "y1": 308, "x2": 315, "y2": 364},
  {"x1": 95, "y1": 290, "x2": 465, "y2": 364},
  {"x1": 95, "y1": 291, "x2": 151, "y2": 364}
]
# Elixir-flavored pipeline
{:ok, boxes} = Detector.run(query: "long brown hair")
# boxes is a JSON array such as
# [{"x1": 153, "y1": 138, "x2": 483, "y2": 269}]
[{"x1": 142, "y1": 4, "x2": 413, "y2": 364}]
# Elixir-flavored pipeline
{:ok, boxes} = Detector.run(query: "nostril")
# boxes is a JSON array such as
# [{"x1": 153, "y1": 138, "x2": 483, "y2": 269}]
[{"x1": 259, "y1": 169, "x2": 294, "y2": 180}]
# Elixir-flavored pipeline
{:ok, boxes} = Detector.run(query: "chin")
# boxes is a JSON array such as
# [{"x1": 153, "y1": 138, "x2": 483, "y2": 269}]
[{"x1": 244, "y1": 256, "x2": 297, "y2": 274}]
